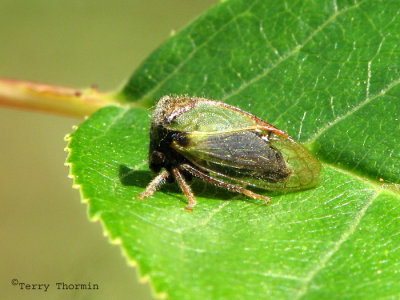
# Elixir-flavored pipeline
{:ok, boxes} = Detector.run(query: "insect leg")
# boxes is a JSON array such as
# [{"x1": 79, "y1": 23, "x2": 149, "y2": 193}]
[
  {"x1": 172, "y1": 167, "x2": 197, "y2": 212},
  {"x1": 180, "y1": 164, "x2": 271, "y2": 205},
  {"x1": 138, "y1": 169, "x2": 170, "y2": 199}
]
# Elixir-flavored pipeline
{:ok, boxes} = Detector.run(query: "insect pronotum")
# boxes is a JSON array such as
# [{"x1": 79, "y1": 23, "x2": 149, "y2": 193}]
[{"x1": 138, "y1": 96, "x2": 321, "y2": 211}]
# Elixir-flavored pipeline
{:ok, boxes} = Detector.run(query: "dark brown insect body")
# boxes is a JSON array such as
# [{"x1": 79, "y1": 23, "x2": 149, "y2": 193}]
[{"x1": 138, "y1": 96, "x2": 321, "y2": 211}]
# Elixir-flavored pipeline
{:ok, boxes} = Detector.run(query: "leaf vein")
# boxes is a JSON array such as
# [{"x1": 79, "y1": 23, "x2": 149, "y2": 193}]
[
  {"x1": 221, "y1": 0, "x2": 365, "y2": 102},
  {"x1": 305, "y1": 75, "x2": 400, "y2": 144},
  {"x1": 293, "y1": 191, "x2": 379, "y2": 299},
  {"x1": 137, "y1": 1, "x2": 260, "y2": 102},
  {"x1": 90, "y1": 108, "x2": 130, "y2": 143},
  {"x1": 180, "y1": 199, "x2": 233, "y2": 233}
]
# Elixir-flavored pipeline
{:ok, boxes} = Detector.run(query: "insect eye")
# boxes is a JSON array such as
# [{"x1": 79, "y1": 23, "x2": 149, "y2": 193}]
[{"x1": 151, "y1": 151, "x2": 165, "y2": 165}]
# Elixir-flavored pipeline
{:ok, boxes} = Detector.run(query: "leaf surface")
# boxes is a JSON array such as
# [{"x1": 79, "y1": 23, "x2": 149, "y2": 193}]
[{"x1": 67, "y1": 0, "x2": 400, "y2": 298}]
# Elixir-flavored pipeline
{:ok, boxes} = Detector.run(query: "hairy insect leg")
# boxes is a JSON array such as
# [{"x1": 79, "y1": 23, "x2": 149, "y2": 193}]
[
  {"x1": 138, "y1": 169, "x2": 170, "y2": 199},
  {"x1": 180, "y1": 164, "x2": 271, "y2": 205},
  {"x1": 172, "y1": 168, "x2": 197, "y2": 212}
]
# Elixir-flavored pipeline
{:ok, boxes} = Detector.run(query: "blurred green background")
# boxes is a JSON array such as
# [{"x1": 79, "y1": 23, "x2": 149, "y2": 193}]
[{"x1": 0, "y1": 1, "x2": 217, "y2": 299}]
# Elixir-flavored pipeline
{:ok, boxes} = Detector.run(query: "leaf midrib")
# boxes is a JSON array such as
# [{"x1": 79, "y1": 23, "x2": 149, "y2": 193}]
[{"x1": 97, "y1": 104, "x2": 400, "y2": 197}]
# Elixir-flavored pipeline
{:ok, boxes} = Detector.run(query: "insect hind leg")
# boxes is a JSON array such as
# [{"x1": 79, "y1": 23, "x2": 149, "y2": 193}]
[{"x1": 180, "y1": 164, "x2": 271, "y2": 205}]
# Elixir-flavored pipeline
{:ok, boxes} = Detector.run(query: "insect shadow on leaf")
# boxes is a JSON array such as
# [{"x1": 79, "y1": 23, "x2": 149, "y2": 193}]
[{"x1": 119, "y1": 165, "x2": 154, "y2": 188}]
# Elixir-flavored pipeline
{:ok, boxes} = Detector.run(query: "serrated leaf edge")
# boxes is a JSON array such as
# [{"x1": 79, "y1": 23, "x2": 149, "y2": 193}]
[{"x1": 64, "y1": 132, "x2": 168, "y2": 300}]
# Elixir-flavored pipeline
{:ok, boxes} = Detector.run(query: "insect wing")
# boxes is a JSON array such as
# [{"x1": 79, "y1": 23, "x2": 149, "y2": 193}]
[
  {"x1": 164, "y1": 98, "x2": 321, "y2": 191},
  {"x1": 266, "y1": 131, "x2": 321, "y2": 189},
  {"x1": 173, "y1": 128, "x2": 321, "y2": 191}
]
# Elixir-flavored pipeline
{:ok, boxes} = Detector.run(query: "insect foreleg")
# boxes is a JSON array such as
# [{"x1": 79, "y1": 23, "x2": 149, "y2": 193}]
[{"x1": 138, "y1": 169, "x2": 170, "y2": 199}]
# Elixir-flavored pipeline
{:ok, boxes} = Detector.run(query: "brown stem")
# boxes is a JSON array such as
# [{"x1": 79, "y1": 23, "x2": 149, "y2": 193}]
[{"x1": 0, "y1": 78, "x2": 118, "y2": 118}]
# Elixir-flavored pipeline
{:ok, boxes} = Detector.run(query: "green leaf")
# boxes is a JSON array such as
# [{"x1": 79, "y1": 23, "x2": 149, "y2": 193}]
[{"x1": 67, "y1": 0, "x2": 400, "y2": 299}]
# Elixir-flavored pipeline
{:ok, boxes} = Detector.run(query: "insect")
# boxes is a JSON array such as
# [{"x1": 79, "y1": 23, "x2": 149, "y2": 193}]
[{"x1": 138, "y1": 96, "x2": 321, "y2": 211}]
